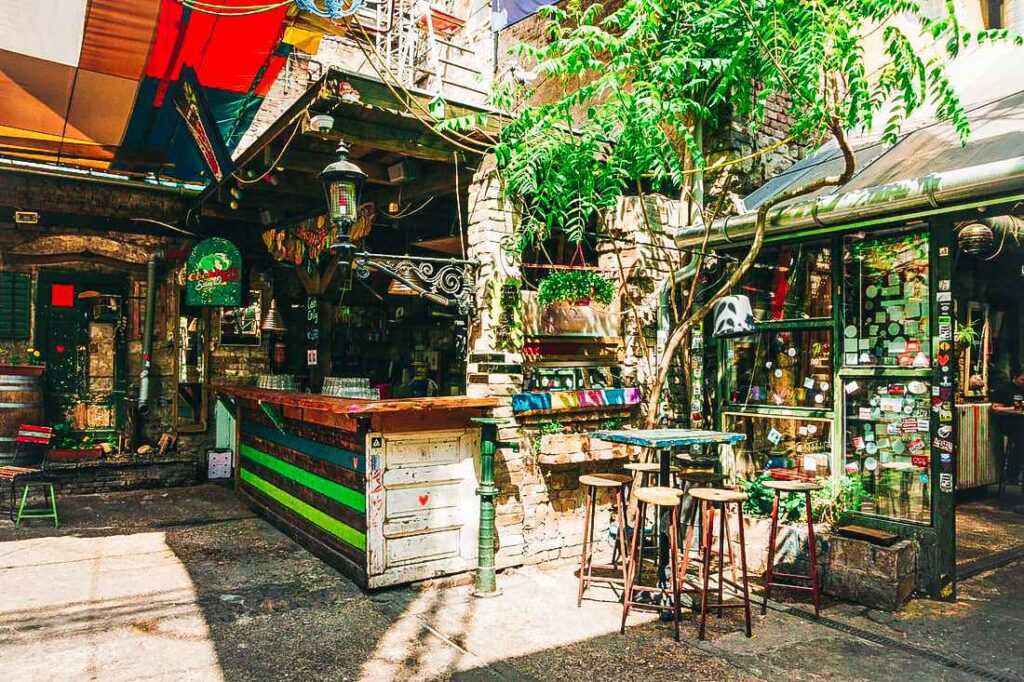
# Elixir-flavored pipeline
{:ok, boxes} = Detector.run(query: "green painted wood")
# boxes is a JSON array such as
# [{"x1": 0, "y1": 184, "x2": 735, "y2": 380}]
[
  {"x1": 242, "y1": 420, "x2": 365, "y2": 471},
  {"x1": 241, "y1": 443, "x2": 365, "y2": 512},
  {"x1": 241, "y1": 455, "x2": 366, "y2": 532},
  {"x1": 241, "y1": 433, "x2": 365, "y2": 490},
  {"x1": 240, "y1": 468, "x2": 366, "y2": 551}
]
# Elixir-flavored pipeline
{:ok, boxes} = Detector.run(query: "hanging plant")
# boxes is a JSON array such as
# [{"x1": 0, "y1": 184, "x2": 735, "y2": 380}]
[{"x1": 536, "y1": 270, "x2": 614, "y2": 307}]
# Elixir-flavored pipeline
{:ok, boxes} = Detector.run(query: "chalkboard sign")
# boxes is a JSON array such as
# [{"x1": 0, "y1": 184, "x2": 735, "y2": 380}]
[{"x1": 185, "y1": 238, "x2": 241, "y2": 307}]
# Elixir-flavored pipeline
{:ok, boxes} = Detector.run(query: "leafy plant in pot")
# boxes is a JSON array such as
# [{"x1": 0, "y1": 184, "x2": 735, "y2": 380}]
[{"x1": 536, "y1": 270, "x2": 615, "y2": 335}]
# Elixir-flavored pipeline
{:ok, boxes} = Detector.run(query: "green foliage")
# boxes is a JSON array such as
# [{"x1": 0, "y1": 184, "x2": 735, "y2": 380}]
[
  {"x1": 601, "y1": 416, "x2": 626, "y2": 430},
  {"x1": 741, "y1": 474, "x2": 865, "y2": 524},
  {"x1": 538, "y1": 419, "x2": 565, "y2": 435},
  {"x1": 536, "y1": 270, "x2": 615, "y2": 306},
  {"x1": 956, "y1": 319, "x2": 980, "y2": 346},
  {"x1": 492, "y1": 0, "x2": 1000, "y2": 251}
]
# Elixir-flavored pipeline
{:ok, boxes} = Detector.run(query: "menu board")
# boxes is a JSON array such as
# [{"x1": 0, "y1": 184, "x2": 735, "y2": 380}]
[
  {"x1": 844, "y1": 232, "x2": 930, "y2": 367},
  {"x1": 843, "y1": 378, "x2": 931, "y2": 521}
]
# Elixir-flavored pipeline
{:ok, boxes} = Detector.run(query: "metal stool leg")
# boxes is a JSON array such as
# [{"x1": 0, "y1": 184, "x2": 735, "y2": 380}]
[
  {"x1": 717, "y1": 502, "x2": 726, "y2": 617},
  {"x1": 735, "y1": 502, "x2": 753, "y2": 638},
  {"x1": 761, "y1": 490, "x2": 780, "y2": 615},
  {"x1": 698, "y1": 501, "x2": 714, "y2": 640},
  {"x1": 805, "y1": 491, "x2": 820, "y2": 617},
  {"x1": 577, "y1": 486, "x2": 595, "y2": 607},
  {"x1": 14, "y1": 483, "x2": 30, "y2": 526}
]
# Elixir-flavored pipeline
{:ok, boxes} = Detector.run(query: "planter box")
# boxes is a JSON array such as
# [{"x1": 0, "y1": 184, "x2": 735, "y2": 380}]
[
  {"x1": 49, "y1": 447, "x2": 103, "y2": 462},
  {"x1": 0, "y1": 364, "x2": 44, "y2": 377},
  {"x1": 523, "y1": 291, "x2": 619, "y2": 337},
  {"x1": 536, "y1": 433, "x2": 637, "y2": 465},
  {"x1": 825, "y1": 535, "x2": 917, "y2": 611}
]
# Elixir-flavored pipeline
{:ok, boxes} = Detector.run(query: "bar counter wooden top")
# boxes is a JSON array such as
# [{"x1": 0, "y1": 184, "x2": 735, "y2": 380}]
[{"x1": 214, "y1": 384, "x2": 498, "y2": 432}]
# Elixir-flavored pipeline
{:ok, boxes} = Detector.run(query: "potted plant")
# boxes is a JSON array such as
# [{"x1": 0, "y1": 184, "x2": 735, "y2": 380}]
[
  {"x1": 47, "y1": 421, "x2": 104, "y2": 462},
  {"x1": 536, "y1": 270, "x2": 615, "y2": 334},
  {"x1": 0, "y1": 345, "x2": 45, "y2": 376}
]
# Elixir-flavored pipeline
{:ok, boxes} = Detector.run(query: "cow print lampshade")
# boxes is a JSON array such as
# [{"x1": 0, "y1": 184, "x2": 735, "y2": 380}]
[{"x1": 712, "y1": 295, "x2": 757, "y2": 338}]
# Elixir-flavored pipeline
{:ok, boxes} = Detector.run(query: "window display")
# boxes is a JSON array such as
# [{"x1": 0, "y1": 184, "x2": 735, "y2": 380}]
[
  {"x1": 844, "y1": 232, "x2": 930, "y2": 367},
  {"x1": 843, "y1": 377, "x2": 931, "y2": 523},
  {"x1": 726, "y1": 329, "x2": 832, "y2": 408},
  {"x1": 724, "y1": 413, "x2": 832, "y2": 479},
  {"x1": 737, "y1": 242, "x2": 832, "y2": 321}
]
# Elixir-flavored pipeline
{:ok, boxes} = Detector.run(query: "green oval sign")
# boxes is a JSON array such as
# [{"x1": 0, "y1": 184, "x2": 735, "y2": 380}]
[{"x1": 185, "y1": 237, "x2": 241, "y2": 307}]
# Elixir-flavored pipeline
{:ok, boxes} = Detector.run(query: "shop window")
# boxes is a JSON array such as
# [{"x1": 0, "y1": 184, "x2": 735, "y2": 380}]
[
  {"x1": 843, "y1": 231, "x2": 930, "y2": 367},
  {"x1": 843, "y1": 377, "x2": 932, "y2": 523},
  {"x1": 724, "y1": 413, "x2": 832, "y2": 479},
  {"x1": 736, "y1": 241, "x2": 832, "y2": 321},
  {"x1": 176, "y1": 301, "x2": 209, "y2": 433},
  {"x1": 725, "y1": 329, "x2": 833, "y2": 408},
  {"x1": 0, "y1": 272, "x2": 31, "y2": 340}
]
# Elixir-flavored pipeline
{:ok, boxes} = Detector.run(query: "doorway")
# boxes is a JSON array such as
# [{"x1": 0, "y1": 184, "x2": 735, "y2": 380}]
[
  {"x1": 952, "y1": 217, "x2": 1024, "y2": 569},
  {"x1": 36, "y1": 271, "x2": 128, "y2": 444}
]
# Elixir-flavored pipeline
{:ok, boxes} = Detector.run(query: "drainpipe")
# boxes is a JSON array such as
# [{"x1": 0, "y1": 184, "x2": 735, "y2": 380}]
[
  {"x1": 137, "y1": 250, "x2": 163, "y2": 415},
  {"x1": 675, "y1": 154, "x2": 1024, "y2": 248}
]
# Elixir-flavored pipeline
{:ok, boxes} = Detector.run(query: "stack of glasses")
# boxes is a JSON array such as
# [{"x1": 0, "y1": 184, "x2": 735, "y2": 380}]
[{"x1": 322, "y1": 376, "x2": 380, "y2": 400}]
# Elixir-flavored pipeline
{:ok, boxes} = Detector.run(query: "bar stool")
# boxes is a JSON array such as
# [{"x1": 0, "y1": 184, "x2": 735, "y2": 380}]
[
  {"x1": 676, "y1": 471, "x2": 727, "y2": 573},
  {"x1": 761, "y1": 479, "x2": 822, "y2": 616},
  {"x1": 620, "y1": 486, "x2": 685, "y2": 640},
  {"x1": 686, "y1": 487, "x2": 753, "y2": 640},
  {"x1": 577, "y1": 473, "x2": 632, "y2": 607},
  {"x1": 623, "y1": 462, "x2": 682, "y2": 489}
]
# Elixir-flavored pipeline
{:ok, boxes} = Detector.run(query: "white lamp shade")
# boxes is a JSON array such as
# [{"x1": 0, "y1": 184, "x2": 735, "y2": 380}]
[{"x1": 712, "y1": 295, "x2": 758, "y2": 338}]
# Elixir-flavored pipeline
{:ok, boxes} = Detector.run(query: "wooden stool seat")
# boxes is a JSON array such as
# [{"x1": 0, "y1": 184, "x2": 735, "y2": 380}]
[
  {"x1": 580, "y1": 473, "x2": 632, "y2": 487},
  {"x1": 623, "y1": 462, "x2": 682, "y2": 474},
  {"x1": 0, "y1": 466, "x2": 36, "y2": 480},
  {"x1": 635, "y1": 486, "x2": 683, "y2": 507},
  {"x1": 688, "y1": 487, "x2": 747, "y2": 504},
  {"x1": 763, "y1": 480, "x2": 821, "y2": 492}
]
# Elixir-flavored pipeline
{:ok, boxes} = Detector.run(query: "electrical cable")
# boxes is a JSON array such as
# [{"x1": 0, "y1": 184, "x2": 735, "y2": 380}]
[
  {"x1": 232, "y1": 111, "x2": 306, "y2": 184},
  {"x1": 176, "y1": 0, "x2": 293, "y2": 16},
  {"x1": 454, "y1": 151, "x2": 466, "y2": 258},
  {"x1": 387, "y1": 195, "x2": 435, "y2": 219}
]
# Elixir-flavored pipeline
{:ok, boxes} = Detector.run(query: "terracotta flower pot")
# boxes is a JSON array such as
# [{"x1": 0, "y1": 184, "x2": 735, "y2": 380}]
[
  {"x1": 0, "y1": 364, "x2": 45, "y2": 377},
  {"x1": 49, "y1": 447, "x2": 103, "y2": 462}
]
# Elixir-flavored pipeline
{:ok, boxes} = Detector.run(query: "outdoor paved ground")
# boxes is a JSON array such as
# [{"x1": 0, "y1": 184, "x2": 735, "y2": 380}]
[{"x1": 0, "y1": 484, "x2": 1021, "y2": 681}]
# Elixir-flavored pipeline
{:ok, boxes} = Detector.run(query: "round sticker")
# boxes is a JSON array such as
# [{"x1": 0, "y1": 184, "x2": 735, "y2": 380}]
[
  {"x1": 787, "y1": 347, "x2": 797, "y2": 357},
  {"x1": 866, "y1": 442, "x2": 879, "y2": 455},
  {"x1": 774, "y1": 368, "x2": 783, "y2": 378},
  {"x1": 920, "y1": 474, "x2": 929, "y2": 484},
  {"x1": 866, "y1": 285, "x2": 878, "y2": 298},
  {"x1": 908, "y1": 381, "x2": 927, "y2": 395},
  {"x1": 807, "y1": 424, "x2": 818, "y2": 434},
  {"x1": 892, "y1": 440, "x2": 906, "y2": 454},
  {"x1": 814, "y1": 393, "x2": 824, "y2": 404},
  {"x1": 864, "y1": 457, "x2": 878, "y2": 471},
  {"x1": 844, "y1": 325, "x2": 858, "y2": 338},
  {"x1": 903, "y1": 402, "x2": 915, "y2": 414},
  {"x1": 865, "y1": 301, "x2": 875, "y2": 312},
  {"x1": 820, "y1": 381, "x2": 830, "y2": 392},
  {"x1": 888, "y1": 322, "x2": 902, "y2": 336}
]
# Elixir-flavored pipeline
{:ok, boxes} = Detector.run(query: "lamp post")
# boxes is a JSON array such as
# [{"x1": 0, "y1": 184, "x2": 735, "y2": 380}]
[{"x1": 320, "y1": 141, "x2": 367, "y2": 268}]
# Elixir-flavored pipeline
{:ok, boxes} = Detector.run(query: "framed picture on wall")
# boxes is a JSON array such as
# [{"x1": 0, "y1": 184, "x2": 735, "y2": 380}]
[{"x1": 219, "y1": 289, "x2": 262, "y2": 346}]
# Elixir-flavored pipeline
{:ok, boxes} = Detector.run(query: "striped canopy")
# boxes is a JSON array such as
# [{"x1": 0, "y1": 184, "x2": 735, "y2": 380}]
[{"x1": 0, "y1": 0, "x2": 292, "y2": 181}]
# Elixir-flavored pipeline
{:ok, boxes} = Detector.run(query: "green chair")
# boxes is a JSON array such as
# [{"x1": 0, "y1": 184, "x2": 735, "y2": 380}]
[{"x1": 0, "y1": 425, "x2": 58, "y2": 527}]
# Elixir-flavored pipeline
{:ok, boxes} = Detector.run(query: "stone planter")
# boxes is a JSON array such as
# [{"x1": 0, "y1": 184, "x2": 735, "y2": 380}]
[
  {"x1": 536, "y1": 433, "x2": 636, "y2": 464},
  {"x1": 721, "y1": 512, "x2": 829, "y2": 577},
  {"x1": 825, "y1": 535, "x2": 917, "y2": 611}
]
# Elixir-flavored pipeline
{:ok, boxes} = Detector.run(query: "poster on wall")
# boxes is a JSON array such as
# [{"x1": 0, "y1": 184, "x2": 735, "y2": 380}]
[{"x1": 185, "y1": 238, "x2": 242, "y2": 307}]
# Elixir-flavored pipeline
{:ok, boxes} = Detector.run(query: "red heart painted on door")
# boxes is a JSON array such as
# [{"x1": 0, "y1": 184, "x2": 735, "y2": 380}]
[
  {"x1": 55, "y1": 344, "x2": 65, "y2": 353},
  {"x1": 418, "y1": 494, "x2": 429, "y2": 506},
  {"x1": 937, "y1": 354, "x2": 949, "y2": 366}
]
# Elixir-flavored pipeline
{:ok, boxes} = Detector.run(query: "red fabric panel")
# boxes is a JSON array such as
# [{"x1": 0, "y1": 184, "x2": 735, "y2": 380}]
[
  {"x1": 145, "y1": 0, "x2": 287, "y2": 99},
  {"x1": 254, "y1": 52, "x2": 286, "y2": 97},
  {"x1": 79, "y1": 0, "x2": 161, "y2": 79}
]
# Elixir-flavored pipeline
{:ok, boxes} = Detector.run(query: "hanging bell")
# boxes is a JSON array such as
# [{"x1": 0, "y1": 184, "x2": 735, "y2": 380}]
[
  {"x1": 261, "y1": 298, "x2": 287, "y2": 334},
  {"x1": 712, "y1": 294, "x2": 758, "y2": 338},
  {"x1": 957, "y1": 222, "x2": 995, "y2": 256}
]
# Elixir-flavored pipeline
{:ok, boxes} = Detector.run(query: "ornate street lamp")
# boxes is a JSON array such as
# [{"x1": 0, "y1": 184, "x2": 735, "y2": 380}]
[
  {"x1": 320, "y1": 139, "x2": 478, "y2": 314},
  {"x1": 321, "y1": 141, "x2": 367, "y2": 266}
]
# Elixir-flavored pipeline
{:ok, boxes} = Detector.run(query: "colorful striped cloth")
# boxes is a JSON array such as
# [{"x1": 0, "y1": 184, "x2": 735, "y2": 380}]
[{"x1": 512, "y1": 387, "x2": 642, "y2": 414}]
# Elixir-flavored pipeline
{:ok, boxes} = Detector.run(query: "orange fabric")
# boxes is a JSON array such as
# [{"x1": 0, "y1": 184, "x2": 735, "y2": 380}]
[
  {"x1": 78, "y1": 0, "x2": 162, "y2": 79},
  {"x1": 65, "y1": 70, "x2": 139, "y2": 146},
  {"x1": 0, "y1": 50, "x2": 78, "y2": 138}
]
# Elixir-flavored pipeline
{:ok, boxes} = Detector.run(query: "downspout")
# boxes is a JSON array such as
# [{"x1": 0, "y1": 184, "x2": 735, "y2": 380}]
[{"x1": 137, "y1": 250, "x2": 163, "y2": 415}]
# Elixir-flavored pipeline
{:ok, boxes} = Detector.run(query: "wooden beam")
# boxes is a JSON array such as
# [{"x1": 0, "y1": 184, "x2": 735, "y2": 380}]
[{"x1": 312, "y1": 118, "x2": 458, "y2": 163}]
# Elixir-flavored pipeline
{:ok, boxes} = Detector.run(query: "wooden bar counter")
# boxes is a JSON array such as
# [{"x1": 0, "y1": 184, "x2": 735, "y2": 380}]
[{"x1": 215, "y1": 385, "x2": 497, "y2": 588}]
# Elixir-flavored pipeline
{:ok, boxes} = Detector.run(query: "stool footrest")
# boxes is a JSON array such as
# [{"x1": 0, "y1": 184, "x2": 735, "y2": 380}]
[
  {"x1": 765, "y1": 582, "x2": 815, "y2": 593},
  {"x1": 770, "y1": 571, "x2": 814, "y2": 581}
]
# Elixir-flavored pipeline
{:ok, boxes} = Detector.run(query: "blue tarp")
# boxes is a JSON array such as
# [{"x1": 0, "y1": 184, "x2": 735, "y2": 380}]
[{"x1": 492, "y1": 0, "x2": 558, "y2": 30}]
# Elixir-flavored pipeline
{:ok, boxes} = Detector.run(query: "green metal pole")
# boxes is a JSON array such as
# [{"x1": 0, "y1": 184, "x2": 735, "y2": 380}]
[{"x1": 472, "y1": 417, "x2": 513, "y2": 598}]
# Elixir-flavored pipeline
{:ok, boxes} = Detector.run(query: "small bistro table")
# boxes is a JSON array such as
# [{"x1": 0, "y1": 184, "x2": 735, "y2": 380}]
[{"x1": 591, "y1": 428, "x2": 746, "y2": 584}]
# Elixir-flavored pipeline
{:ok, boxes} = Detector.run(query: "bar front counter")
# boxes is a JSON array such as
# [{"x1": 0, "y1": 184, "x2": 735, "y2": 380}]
[{"x1": 214, "y1": 386, "x2": 497, "y2": 589}]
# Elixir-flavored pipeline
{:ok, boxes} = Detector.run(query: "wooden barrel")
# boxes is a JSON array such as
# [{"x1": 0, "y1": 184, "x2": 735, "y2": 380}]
[{"x1": 0, "y1": 372, "x2": 44, "y2": 466}]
